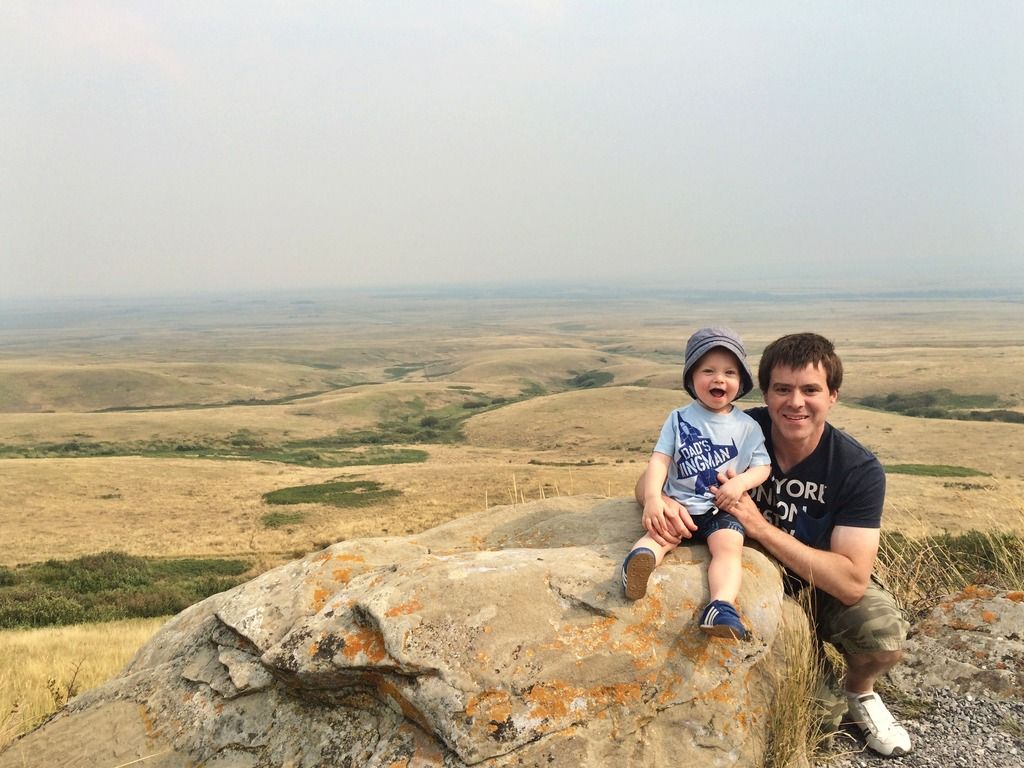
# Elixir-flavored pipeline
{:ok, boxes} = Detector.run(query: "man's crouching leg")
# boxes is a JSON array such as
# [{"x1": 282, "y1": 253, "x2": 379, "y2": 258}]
[{"x1": 814, "y1": 575, "x2": 913, "y2": 757}]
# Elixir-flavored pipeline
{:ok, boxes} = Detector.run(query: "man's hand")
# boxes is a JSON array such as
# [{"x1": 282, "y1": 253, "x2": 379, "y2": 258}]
[
  {"x1": 712, "y1": 475, "x2": 748, "y2": 511},
  {"x1": 642, "y1": 494, "x2": 695, "y2": 547}
]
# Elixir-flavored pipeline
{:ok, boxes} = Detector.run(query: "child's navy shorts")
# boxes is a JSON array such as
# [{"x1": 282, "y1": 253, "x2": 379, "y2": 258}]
[{"x1": 691, "y1": 507, "x2": 745, "y2": 538}]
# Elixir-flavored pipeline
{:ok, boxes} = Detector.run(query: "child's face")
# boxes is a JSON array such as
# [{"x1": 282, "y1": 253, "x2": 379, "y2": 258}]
[{"x1": 690, "y1": 348, "x2": 743, "y2": 413}]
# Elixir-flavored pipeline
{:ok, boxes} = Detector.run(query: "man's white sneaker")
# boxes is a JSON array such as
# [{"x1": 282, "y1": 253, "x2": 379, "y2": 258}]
[{"x1": 845, "y1": 692, "x2": 912, "y2": 757}]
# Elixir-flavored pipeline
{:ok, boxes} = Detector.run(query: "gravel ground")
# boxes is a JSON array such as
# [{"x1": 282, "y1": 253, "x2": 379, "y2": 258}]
[{"x1": 823, "y1": 688, "x2": 1024, "y2": 767}]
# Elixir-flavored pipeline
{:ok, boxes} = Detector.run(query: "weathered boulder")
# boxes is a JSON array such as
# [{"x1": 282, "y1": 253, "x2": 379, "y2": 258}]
[
  {"x1": 1, "y1": 495, "x2": 797, "y2": 768},
  {"x1": 886, "y1": 586, "x2": 1024, "y2": 699}
]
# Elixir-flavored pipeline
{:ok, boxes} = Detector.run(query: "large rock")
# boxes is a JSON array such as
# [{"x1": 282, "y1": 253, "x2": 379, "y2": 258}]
[
  {"x1": 886, "y1": 585, "x2": 1024, "y2": 699},
  {"x1": 1, "y1": 495, "x2": 798, "y2": 768}
]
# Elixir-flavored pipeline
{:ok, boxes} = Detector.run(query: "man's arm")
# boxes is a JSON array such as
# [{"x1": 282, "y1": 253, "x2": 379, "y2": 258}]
[
  {"x1": 712, "y1": 463, "x2": 771, "y2": 509},
  {"x1": 728, "y1": 492, "x2": 879, "y2": 606}
]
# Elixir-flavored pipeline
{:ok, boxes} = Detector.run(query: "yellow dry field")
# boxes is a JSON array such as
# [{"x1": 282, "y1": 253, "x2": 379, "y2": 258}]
[
  {"x1": 1, "y1": 292, "x2": 1022, "y2": 748},
  {"x1": 2, "y1": 294, "x2": 1022, "y2": 565},
  {"x1": 0, "y1": 618, "x2": 167, "y2": 747}
]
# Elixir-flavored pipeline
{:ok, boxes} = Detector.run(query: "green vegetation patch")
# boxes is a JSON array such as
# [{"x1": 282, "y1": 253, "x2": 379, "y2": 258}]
[
  {"x1": 250, "y1": 445, "x2": 428, "y2": 468},
  {"x1": 565, "y1": 370, "x2": 614, "y2": 389},
  {"x1": 385, "y1": 364, "x2": 424, "y2": 379},
  {"x1": 857, "y1": 389, "x2": 1022, "y2": 423},
  {"x1": 324, "y1": 398, "x2": 492, "y2": 446},
  {"x1": 263, "y1": 479, "x2": 400, "y2": 508},
  {"x1": 0, "y1": 437, "x2": 429, "y2": 469},
  {"x1": 261, "y1": 511, "x2": 307, "y2": 528},
  {"x1": 884, "y1": 464, "x2": 989, "y2": 478},
  {"x1": 519, "y1": 381, "x2": 547, "y2": 397},
  {"x1": 0, "y1": 552, "x2": 251, "y2": 629}
]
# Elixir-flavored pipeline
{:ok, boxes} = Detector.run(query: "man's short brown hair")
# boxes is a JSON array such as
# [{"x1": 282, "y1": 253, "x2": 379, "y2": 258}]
[{"x1": 757, "y1": 332, "x2": 844, "y2": 394}]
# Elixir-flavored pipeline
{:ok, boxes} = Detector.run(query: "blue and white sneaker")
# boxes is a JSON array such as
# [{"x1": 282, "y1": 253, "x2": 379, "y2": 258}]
[
  {"x1": 698, "y1": 599, "x2": 749, "y2": 640},
  {"x1": 621, "y1": 547, "x2": 656, "y2": 600}
]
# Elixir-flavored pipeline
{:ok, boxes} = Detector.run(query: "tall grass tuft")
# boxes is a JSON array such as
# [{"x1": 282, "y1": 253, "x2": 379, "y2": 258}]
[
  {"x1": 876, "y1": 509, "x2": 1024, "y2": 616},
  {"x1": 761, "y1": 596, "x2": 836, "y2": 768}
]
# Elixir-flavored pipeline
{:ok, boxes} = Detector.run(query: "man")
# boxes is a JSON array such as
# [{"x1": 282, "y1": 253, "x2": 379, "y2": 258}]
[{"x1": 634, "y1": 332, "x2": 911, "y2": 757}]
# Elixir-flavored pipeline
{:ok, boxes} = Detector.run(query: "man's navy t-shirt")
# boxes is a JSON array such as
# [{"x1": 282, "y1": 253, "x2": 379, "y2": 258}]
[{"x1": 745, "y1": 407, "x2": 885, "y2": 552}]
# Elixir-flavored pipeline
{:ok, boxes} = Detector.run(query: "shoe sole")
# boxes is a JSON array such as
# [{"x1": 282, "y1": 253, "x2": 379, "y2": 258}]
[{"x1": 623, "y1": 551, "x2": 656, "y2": 600}]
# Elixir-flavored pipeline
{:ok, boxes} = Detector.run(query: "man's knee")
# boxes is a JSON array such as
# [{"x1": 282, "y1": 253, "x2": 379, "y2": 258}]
[
  {"x1": 816, "y1": 576, "x2": 909, "y2": 656},
  {"x1": 845, "y1": 648, "x2": 904, "y2": 676}
]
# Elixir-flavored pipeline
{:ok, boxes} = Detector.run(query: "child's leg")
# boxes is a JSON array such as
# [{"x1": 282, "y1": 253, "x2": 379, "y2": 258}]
[
  {"x1": 622, "y1": 536, "x2": 676, "y2": 600},
  {"x1": 628, "y1": 535, "x2": 676, "y2": 566},
  {"x1": 705, "y1": 528, "x2": 744, "y2": 604}
]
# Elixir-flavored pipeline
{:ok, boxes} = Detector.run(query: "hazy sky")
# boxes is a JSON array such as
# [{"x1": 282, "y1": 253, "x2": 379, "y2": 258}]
[{"x1": 3, "y1": 2, "x2": 1022, "y2": 299}]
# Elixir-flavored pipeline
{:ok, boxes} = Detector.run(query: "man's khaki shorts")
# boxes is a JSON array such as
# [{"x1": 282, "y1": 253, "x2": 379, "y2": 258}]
[{"x1": 809, "y1": 574, "x2": 909, "y2": 654}]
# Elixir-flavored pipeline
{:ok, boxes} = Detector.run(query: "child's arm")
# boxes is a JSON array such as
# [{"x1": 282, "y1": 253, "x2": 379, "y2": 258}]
[
  {"x1": 712, "y1": 463, "x2": 771, "y2": 511},
  {"x1": 641, "y1": 452, "x2": 695, "y2": 545}
]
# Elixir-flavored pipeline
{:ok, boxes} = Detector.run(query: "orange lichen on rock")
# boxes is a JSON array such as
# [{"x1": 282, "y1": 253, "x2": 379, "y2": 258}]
[
  {"x1": 523, "y1": 681, "x2": 643, "y2": 723},
  {"x1": 342, "y1": 626, "x2": 388, "y2": 663},
  {"x1": 386, "y1": 598, "x2": 423, "y2": 617},
  {"x1": 981, "y1": 610, "x2": 997, "y2": 623},
  {"x1": 541, "y1": 617, "x2": 614, "y2": 657},
  {"x1": 398, "y1": 723, "x2": 446, "y2": 767},
  {"x1": 465, "y1": 690, "x2": 514, "y2": 734},
  {"x1": 961, "y1": 585, "x2": 996, "y2": 600},
  {"x1": 1006, "y1": 591, "x2": 1024, "y2": 603},
  {"x1": 947, "y1": 619, "x2": 980, "y2": 631},
  {"x1": 524, "y1": 682, "x2": 575, "y2": 720},
  {"x1": 696, "y1": 680, "x2": 735, "y2": 706},
  {"x1": 311, "y1": 586, "x2": 331, "y2": 612},
  {"x1": 139, "y1": 703, "x2": 160, "y2": 738},
  {"x1": 334, "y1": 553, "x2": 366, "y2": 563},
  {"x1": 332, "y1": 568, "x2": 353, "y2": 583},
  {"x1": 369, "y1": 675, "x2": 432, "y2": 733}
]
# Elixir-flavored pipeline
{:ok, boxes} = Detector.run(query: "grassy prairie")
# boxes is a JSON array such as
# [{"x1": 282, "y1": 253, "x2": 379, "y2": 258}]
[
  {"x1": 0, "y1": 289, "x2": 1022, "y2": 750},
  {"x1": 0, "y1": 618, "x2": 166, "y2": 748}
]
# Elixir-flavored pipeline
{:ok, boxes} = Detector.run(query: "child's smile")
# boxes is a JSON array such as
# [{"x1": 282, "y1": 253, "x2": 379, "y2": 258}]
[{"x1": 689, "y1": 348, "x2": 742, "y2": 413}]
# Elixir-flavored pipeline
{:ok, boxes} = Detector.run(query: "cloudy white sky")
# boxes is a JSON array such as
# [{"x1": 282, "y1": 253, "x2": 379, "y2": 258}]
[{"x1": 2, "y1": 2, "x2": 1022, "y2": 299}]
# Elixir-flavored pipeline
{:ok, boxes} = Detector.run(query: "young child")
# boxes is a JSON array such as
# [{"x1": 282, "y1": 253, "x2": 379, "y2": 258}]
[{"x1": 621, "y1": 327, "x2": 770, "y2": 640}]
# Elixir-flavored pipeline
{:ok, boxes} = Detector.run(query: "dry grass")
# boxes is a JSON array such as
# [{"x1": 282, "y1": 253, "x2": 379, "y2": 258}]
[
  {"x1": 876, "y1": 499, "x2": 1024, "y2": 616},
  {"x1": 0, "y1": 618, "x2": 166, "y2": 751}
]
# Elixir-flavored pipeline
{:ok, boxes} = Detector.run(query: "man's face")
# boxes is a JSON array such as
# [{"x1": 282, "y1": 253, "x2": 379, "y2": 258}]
[{"x1": 763, "y1": 363, "x2": 837, "y2": 447}]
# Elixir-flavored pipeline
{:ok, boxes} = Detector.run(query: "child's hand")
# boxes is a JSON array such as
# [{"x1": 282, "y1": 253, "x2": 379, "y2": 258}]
[{"x1": 712, "y1": 476, "x2": 747, "y2": 511}]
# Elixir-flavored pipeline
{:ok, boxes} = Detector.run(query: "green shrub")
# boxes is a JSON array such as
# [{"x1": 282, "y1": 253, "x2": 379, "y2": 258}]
[
  {"x1": 34, "y1": 552, "x2": 153, "y2": 593},
  {"x1": 856, "y1": 389, "x2": 1022, "y2": 422},
  {"x1": 0, "y1": 567, "x2": 15, "y2": 587},
  {"x1": 0, "y1": 553, "x2": 252, "y2": 629},
  {"x1": 0, "y1": 591, "x2": 86, "y2": 627},
  {"x1": 148, "y1": 558, "x2": 248, "y2": 578}
]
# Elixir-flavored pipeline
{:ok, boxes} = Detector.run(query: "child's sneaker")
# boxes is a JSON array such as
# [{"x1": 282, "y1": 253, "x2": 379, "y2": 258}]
[
  {"x1": 845, "y1": 691, "x2": 912, "y2": 756},
  {"x1": 621, "y1": 547, "x2": 656, "y2": 600},
  {"x1": 698, "y1": 599, "x2": 748, "y2": 640}
]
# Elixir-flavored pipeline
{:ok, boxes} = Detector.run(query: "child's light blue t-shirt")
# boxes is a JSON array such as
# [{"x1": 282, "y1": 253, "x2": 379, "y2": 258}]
[{"x1": 654, "y1": 401, "x2": 770, "y2": 516}]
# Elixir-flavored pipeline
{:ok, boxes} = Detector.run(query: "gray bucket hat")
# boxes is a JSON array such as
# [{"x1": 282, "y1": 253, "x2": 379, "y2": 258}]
[{"x1": 682, "y1": 326, "x2": 754, "y2": 400}]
